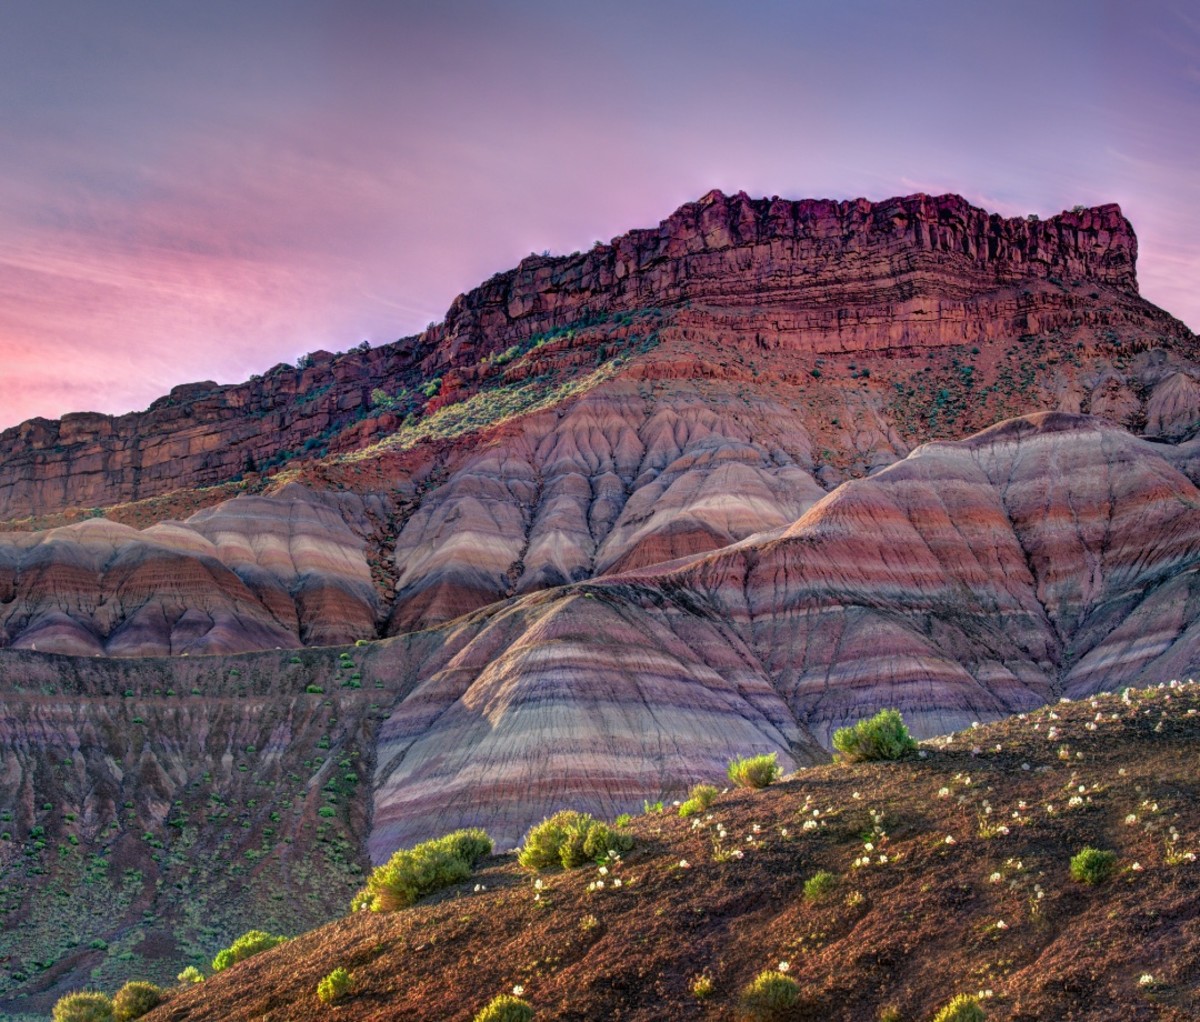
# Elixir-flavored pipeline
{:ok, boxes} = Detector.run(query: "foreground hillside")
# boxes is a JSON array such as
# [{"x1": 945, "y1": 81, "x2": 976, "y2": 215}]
[{"x1": 141, "y1": 684, "x2": 1200, "y2": 1021}]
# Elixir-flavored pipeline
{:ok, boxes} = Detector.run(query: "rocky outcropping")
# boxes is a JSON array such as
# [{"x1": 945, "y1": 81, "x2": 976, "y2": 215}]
[{"x1": 0, "y1": 192, "x2": 1192, "y2": 523}]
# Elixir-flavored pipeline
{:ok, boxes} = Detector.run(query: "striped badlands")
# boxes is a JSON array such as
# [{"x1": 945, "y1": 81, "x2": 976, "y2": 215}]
[{"x1": 367, "y1": 413, "x2": 1200, "y2": 853}]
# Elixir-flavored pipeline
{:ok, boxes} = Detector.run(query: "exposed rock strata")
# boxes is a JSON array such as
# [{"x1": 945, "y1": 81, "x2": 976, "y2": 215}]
[
  {"x1": 0, "y1": 192, "x2": 1193, "y2": 523},
  {"x1": 0, "y1": 487, "x2": 376, "y2": 654},
  {"x1": 367, "y1": 414, "x2": 1200, "y2": 851}
]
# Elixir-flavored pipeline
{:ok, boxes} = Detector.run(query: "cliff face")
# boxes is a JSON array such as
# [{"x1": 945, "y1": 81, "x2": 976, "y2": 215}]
[{"x1": 0, "y1": 192, "x2": 1186, "y2": 523}]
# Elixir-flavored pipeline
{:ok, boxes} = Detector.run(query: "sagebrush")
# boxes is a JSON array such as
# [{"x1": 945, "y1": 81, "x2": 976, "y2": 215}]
[
  {"x1": 518, "y1": 810, "x2": 632, "y2": 871},
  {"x1": 473, "y1": 993, "x2": 535, "y2": 1022},
  {"x1": 932, "y1": 993, "x2": 986, "y2": 1021},
  {"x1": 317, "y1": 967, "x2": 353, "y2": 1004},
  {"x1": 832, "y1": 709, "x2": 917, "y2": 762},
  {"x1": 739, "y1": 970, "x2": 800, "y2": 1021},
  {"x1": 351, "y1": 827, "x2": 493, "y2": 912},
  {"x1": 211, "y1": 930, "x2": 288, "y2": 972},
  {"x1": 727, "y1": 753, "x2": 781, "y2": 789},
  {"x1": 1069, "y1": 846, "x2": 1118, "y2": 884},
  {"x1": 112, "y1": 981, "x2": 164, "y2": 1022},
  {"x1": 52, "y1": 992, "x2": 114, "y2": 1022}
]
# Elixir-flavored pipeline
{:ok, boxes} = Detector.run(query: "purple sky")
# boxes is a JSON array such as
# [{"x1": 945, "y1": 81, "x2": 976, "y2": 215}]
[{"x1": 1, "y1": 0, "x2": 1197, "y2": 429}]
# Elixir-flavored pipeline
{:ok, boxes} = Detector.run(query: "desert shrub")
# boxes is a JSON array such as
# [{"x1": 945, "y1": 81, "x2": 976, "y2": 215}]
[
  {"x1": 517, "y1": 810, "x2": 633, "y2": 871},
  {"x1": 351, "y1": 828, "x2": 494, "y2": 912},
  {"x1": 932, "y1": 993, "x2": 986, "y2": 1022},
  {"x1": 739, "y1": 970, "x2": 800, "y2": 1021},
  {"x1": 727, "y1": 752, "x2": 781, "y2": 789},
  {"x1": 1069, "y1": 847, "x2": 1118, "y2": 885},
  {"x1": 211, "y1": 929, "x2": 288, "y2": 972},
  {"x1": 176, "y1": 966, "x2": 203, "y2": 984},
  {"x1": 52, "y1": 992, "x2": 114, "y2": 1022},
  {"x1": 832, "y1": 709, "x2": 917, "y2": 763},
  {"x1": 679, "y1": 783, "x2": 720, "y2": 817},
  {"x1": 473, "y1": 993, "x2": 534, "y2": 1022},
  {"x1": 803, "y1": 869, "x2": 837, "y2": 902},
  {"x1": 316, "y1": 967, "x2": 353, "y2": 1004},
  {"x1": 691, "y1": 974, "x2": 715, "y2": 998},
  {"x1": 112, "y1": 981, "x2": 164, "y2": 1021}
]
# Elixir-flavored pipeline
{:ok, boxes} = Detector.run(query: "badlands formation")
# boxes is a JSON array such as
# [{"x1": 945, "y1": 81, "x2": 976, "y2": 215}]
[{"x1": 1, "y1": 190, "x2": 1199, "y2": 1009}]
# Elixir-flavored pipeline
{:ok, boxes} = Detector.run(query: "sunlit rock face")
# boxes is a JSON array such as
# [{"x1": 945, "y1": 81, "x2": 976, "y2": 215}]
[{"x1": 0, "y1": 487, "x2": 376, "y2": 654}]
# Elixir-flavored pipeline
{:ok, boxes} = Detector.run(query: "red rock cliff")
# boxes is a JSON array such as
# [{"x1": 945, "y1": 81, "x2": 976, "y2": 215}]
[{"x1": 0, "y1": 191, "x2": 1181, "y2": 521}]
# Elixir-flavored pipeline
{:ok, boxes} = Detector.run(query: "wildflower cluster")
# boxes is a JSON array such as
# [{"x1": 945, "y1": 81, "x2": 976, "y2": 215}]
[{"x1": 851, "y1": 808, "x2": 892, "y2": 868}]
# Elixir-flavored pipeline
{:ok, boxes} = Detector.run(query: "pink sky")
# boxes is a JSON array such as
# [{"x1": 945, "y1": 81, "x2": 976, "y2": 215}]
[{"x1": 1, "y1": 0, "x2": 1197, "y2": 429}]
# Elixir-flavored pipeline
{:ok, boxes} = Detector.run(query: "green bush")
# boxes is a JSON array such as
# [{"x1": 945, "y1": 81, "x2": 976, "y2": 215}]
[
  {"x1": 727, "y1": 752, "x2": 781, "y2": 789},
  {"x1": 316, "y1": 967, "x2": 353, "y2": 1004},
  {"x1": 831, "y1": 709, "x2": 917, "y2": 763},
  {"x1": 52, "y1": 992, "x2": 114, "y2": 1022},
  {"x1": 932, "y1": 993, "x2": 986, "y2": 1022},
  {"x1": 679, "y1": 783, "x2": 720, "y2": 817},
  {"x1": 517, "y1": 810, "x2": 633, "y2": 871},
  {"x1": 739, "y1": 970, "x2": 800, "y2": 1021},
  {"x1": 474, "y1": 994, "x2": 534, "y2": 1022},
  {"x1": 1069, "y1": 847, "x2": 1118, "y2": 885},
  {"x1": 176, "y1": 966, "x2": 204, "y2": 984},
  {"x1": 112, "y1": 981, "x2": 164, "y2": 1021},
  {"x1": 351, "y1": 828, "x2": 493, "y2": 912},
  {"x1": 803, "y1": 870, "x2": 837, "y2": 902},
  {"x1": 211, "y1": 929, "x2": 288, "y2": 972}
]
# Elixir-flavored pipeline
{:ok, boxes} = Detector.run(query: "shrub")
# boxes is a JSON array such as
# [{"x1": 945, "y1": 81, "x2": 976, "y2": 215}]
[
  {"x1": 803, "y1": 870, "x2": 837, "y2": 902},
  {"x1": 176, "y1": 966, "x2": 203, "y2": 984},
  {"x1": 316, "y1": 967, "x2": 353, "y2": 1004},
  {"x1": 112, "y1": 981, "x2": 164, "y2": 1021},
  {"x1": 473, "y1": 993, "x2": 534, "y2": 1022},
  {"x1": 691, "y1": 973, "x2": 715, "y2": 999},
  {"x1": 517, "y1": 811, "x2": 633, "y2": 871},
  {"x1": 211, "y1": 929, "x2": 288, "y2": 972},
  {"x1": 1069, "y1": 847, "x2": 1118, "y2": 885},
  {"x1": 727, "y1": 753, "x2": 781, "y2": 789},
  {"x1": 932, "y1": 993, "x2": 986, "y2": 1022},
  {"x1": 351, "y1": 828, "x2": 493, "y2": 912},
  {"x1": 832, "y1": 709, "x2": 917, "y2": 763},
  {"x1": 739, "y1": 970, "x2": 800, "y2": 1021},
  {"x1": 52, "y1": 992, "x2": 114, "y2": 1022},
  {"x1": 679, "y1": 783, "x2": 720, "y2": 817}
]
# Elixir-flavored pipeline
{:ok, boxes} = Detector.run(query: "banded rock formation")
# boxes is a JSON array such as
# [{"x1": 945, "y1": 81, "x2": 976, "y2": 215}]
[
  {"x1": 368, "y1": 413, "x2": 1200, "y2": 850},
  {"x1": 0, "y1": 486, "x2": 376, "y2": 654}
]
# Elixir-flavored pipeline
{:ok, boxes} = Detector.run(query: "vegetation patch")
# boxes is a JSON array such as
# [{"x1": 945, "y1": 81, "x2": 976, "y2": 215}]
[
  {"x1": 517, "y1": 811, "x2": 633, "y2": 871},
  {"x1": 727, "y1": 752, "x2": 781, "y2": 789},
  {"x1": 211, "y1": 929, "x2": 288, "y2": 972},
  {"x1": 351, "y1": 828, "x2": 493, "y2": 912},
  {"x1": 832, "y1": 709, "x2": 917, "y2": 763}
]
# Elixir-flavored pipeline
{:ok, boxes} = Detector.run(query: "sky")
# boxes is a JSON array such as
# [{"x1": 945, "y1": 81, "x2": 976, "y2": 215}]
[{"x1": 1, "y1": 0, "x2": 1197, "y2": 429}]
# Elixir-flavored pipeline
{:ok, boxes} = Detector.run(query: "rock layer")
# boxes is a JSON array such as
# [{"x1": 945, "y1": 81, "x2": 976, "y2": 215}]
[
  {"x1": 367, "y1": 414, "x2": 1200, "y2": 852},
  {"x1": 0, "y1": 487, "x2": 376, "y2": 654}
]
